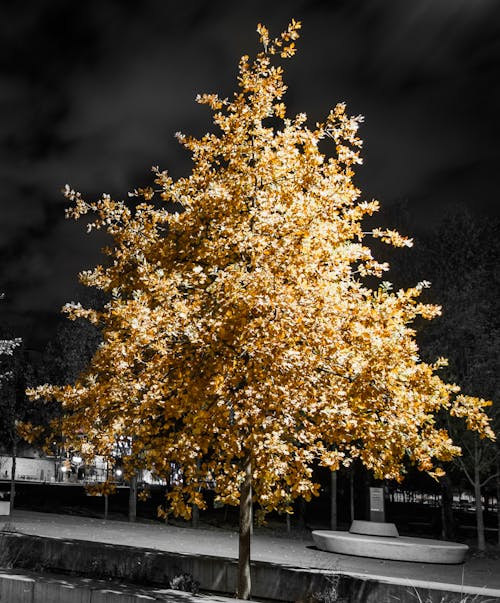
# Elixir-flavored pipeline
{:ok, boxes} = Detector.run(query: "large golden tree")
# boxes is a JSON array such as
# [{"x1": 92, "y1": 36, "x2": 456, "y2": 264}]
[{"x1": 28, "y1": 21, "x2": 492, "y2": 600}]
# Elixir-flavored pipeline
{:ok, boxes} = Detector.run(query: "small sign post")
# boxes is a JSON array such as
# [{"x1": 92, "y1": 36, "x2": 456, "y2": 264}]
[{"x1": 369, "y1": 486, "x2": 385, "y2": 523}]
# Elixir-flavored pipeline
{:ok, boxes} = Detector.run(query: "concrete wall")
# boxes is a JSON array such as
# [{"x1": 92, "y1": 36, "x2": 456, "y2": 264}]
[
  {"x1": 0, "y1": 457, "x2": 56, "y2": 482},
  {"x1": 0, "y1": 570, "x2": 234, "y2": 603},
  {"x1": 0, "y1": 532, "x2": 498, "y2": 603}
]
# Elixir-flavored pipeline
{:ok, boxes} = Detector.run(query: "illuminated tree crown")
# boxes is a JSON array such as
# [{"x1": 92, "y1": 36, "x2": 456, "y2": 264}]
[{"x1": 28, "y1": 20, "x2": 493, "y2": 521}]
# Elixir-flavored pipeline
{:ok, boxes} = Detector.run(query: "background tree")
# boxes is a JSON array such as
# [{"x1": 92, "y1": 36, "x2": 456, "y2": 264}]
[
  {"x1": 18, "y1": 290, "x2": 103, "y2": 483},
  {"x1": 0, "y1": 294, "x2": 22, "y2": 358},
  {"x1": 28, "y1": 22, "x2": 493, "y2": 599},
  {"x1": 1, "y1": 294, "x2": 23, "y2": 512},
  {"x1": 377, "y1": 204, "x2": 500, "y2": 547},
  {"x1": 407, "y1": 209, "x2": 499, "y2": 550},
  {"x1": 42, "y1": 298, "x2": 103, "y2": 387},
  {"x1": 0, "y1": 341, "x2": 36, "y2": 512}
]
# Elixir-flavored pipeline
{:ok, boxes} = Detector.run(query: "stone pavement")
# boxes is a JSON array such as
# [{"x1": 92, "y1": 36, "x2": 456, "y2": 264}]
[{"x1": 3, "y1": 510, "x2": 500, "y2": 601}]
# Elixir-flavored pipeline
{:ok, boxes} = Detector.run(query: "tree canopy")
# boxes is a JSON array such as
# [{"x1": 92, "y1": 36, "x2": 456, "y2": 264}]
[{"x1": 27, "y1": 21, "x2": 494, "y2": 598}]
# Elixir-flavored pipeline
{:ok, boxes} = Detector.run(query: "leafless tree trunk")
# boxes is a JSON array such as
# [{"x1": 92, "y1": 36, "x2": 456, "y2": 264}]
[
  {"x1": 9, "y1": 438, "x2": 17, "y2": 514},
  {"x1": 192, "y1": 457, "x2": 201, "y2": 528},
  {"x1": 192, "y1": 501, "x2": 199, "y2": 528},
  {"x1": 440, "y1": 474, "x2": 455, "y2": 540},
  {"x1": 473, "y1": 456, "x2": 485, "y2": 551},
  {"x1": 129, "y1": 473, "x2": 137, "y2": 522},
  {"x1": 330, "y1": 470, "x2": 337, "y2": 530},
  {"x1": 455, "y1": 436, "x2": 498, "y2": 552},
  {"x1": 349, "y1": 467, "x2": 355, "y2": 522}
]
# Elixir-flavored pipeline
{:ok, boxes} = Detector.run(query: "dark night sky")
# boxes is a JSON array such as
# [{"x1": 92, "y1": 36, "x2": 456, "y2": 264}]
[{"x1": 1, "y1": 0, "x2": 500, "y2": 349}]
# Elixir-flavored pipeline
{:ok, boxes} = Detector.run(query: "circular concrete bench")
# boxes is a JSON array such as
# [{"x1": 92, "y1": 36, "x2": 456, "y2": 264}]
[{"x1": 312, "y1": 529, "x2": 468, "y2": 564}]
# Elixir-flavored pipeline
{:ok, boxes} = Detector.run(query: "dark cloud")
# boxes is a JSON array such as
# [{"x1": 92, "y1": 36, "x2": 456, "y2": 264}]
[{"x1": 1, "y1": 0, "x2": 500, "y2": 347}]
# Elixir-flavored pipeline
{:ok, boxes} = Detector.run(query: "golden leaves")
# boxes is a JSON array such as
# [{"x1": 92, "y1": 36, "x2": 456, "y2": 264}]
[
  {"x1": 195, "y1": 93, "x2": 226, "y2": 111},
  {"x1": 451, "y1": 395, "x2": 495, "y2": 439},
  {"x1": 86, "y1": 482, "x2": 117, "y2": 497},
  {"x1": 256, "y1": 23, "x2": 270, "y2": 52},
  {"x1": 16, "y1": 421, "x2": 43, "y2": 444},
  {"x1": 130, "y1": 187, "x2": 155, "y2": 201},
  {"x1": 273, "y1": 102, "x2": 286, "y2": 119},
  {"x1": 257, "y1": 20, "x2": 301, "y2": 58},
  {"x1": 26, "y1": 19, "x2": 495, "y2": 524},
  {"x1": 371, "y1": 228, "x2": 414, "y2": 248}
]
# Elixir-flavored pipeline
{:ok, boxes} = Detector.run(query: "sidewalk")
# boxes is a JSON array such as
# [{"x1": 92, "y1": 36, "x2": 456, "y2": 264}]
[{"x1": 3, "y1": 510, "x2": 500, "y2": 600}]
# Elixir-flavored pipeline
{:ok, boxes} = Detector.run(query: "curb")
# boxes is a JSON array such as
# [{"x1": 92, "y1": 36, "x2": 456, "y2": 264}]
[
  {"x1": 0, "y1": 569, "x2": 261, "y2": 603},
  {"x1": 1, "y1": 530, "x2": 499, "y2": 603}
]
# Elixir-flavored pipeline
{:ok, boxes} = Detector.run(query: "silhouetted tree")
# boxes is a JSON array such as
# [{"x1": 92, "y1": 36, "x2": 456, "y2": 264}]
[{"x1": 391, "y1": 208, "x2": 500, "y2": 549}]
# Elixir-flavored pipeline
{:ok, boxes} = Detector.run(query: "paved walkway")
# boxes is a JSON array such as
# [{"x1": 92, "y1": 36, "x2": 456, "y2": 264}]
[{"x1": 3, "y1": 510, "x2": 500, "y2": 600}]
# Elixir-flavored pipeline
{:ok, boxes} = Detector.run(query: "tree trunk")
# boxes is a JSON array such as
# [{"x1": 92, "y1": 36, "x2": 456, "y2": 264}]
[
  {"x1": 192, "y1": 457, "x2": 201, "y2": 528},
  {"x1": 192, "y1": 503, "x2": 199, "y2": 528},
  {"x1": 296, "y1": 497, "x2": 306, "y2": 531},
  {"x1": 237, "y1": 457, "x2": 252, "y2": 600},
  {"x1": 104, "y1": 494, "x2": 109, "y2": 521},
  {"x1": 9, "y1": 438, "x2": 17, "y2": 514},
  {"x1": 440, "y1": 474, "x2": 455, "y2": 540},
  {"x1": 474, "y1": 461, "x2": 486, "y2": 551},
  {"x1": 330, "y1": 470, "x2": 337, "y2": 531},
  {"x1": 349, "y1": 467, "x2": 355, "y2": 523},
  {"x1": 129, "y1": 473, "x2": 137, "y2": 522}
]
